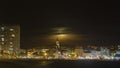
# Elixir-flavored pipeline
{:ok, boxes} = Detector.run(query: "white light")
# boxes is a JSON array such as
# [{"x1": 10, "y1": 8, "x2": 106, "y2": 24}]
[
  {"x1": 11, "y1": 34, "x2": 15, "y2": 37},
  {"x1": 10, "y1": 28, "x2": 14, "y2": 31},
  {"x1": 10, "y1": 42, "x2": 13, "y2": 44},
  {"x1": 1, "y1": 27, "x2": 5, "y2": 30},
  {"x1": 1, "y1": 38, "x2": 4, "y2": 41}
]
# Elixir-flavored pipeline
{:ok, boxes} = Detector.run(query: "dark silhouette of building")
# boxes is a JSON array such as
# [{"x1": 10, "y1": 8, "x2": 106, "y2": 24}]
[{"x1": 0, "y1": 24, "x2": 20, "y2": 54}]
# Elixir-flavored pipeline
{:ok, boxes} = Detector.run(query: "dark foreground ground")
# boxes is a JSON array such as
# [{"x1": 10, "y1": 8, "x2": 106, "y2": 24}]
[{"x1": 0, "y1": 59, "x2": 120, "y2": 68}]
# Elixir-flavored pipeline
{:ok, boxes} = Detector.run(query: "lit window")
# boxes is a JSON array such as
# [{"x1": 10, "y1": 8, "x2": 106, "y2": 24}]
[
  {"x1": 1, "y1": 42, "x2": 4, "y2": 45},
  {"x1": 1, "y1": 27, "x2": 5, "y2": 31},
  {"x1": 11, "y1": 34, "x2": 15, "y2": 37},
  {"x1": 10, "y1": 45, "x2": 13, "y2": 47},
  {"x1": 9, "y1": 48, "x2": 13, "y2": 50},
  {"x1": 10, "y1": 42, "x2": 13, "y2": 44},
  {"x1": 1, "y1": 38, "x2": 4, "y2": 41},
  {"x1": 1, "y1": 35, "x2": 4, "y2": 37},
  {"x1": 10, "y1": 28, "x2": 14, "y2": 31},
  {"x1": 10, "y1": 38, "x2": 14, "y2": 41}
]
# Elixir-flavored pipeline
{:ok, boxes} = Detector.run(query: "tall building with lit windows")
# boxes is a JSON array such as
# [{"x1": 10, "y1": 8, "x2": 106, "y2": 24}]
[{"x1": 0, "y1": 24, "x2": 20, "y2": 54}]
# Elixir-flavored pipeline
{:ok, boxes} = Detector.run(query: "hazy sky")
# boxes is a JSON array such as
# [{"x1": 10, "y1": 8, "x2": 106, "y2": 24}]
[{"x1": 0, "y1": 1, "x2": 120, "y2": 48}]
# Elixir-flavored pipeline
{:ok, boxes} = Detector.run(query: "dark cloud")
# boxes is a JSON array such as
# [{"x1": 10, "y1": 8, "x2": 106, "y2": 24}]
[{"x1": 0, "y1": 1, "x2": 120, "y2": 48}]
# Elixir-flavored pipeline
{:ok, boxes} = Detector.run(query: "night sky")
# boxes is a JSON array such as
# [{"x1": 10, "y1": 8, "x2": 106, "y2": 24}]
[{"x1": 0, "y1": 1, "x2": 120, "y2": 49}]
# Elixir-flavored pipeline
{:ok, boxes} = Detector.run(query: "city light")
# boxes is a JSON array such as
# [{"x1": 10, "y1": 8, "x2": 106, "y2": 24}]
[{"x1": 0, "y1": 25, "x2": 120, "y2": 60}]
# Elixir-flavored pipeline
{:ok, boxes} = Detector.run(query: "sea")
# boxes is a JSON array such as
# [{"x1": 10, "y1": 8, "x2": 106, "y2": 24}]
[{"x1": 0, "y1": 59, "x2": 120, "y2": 68}]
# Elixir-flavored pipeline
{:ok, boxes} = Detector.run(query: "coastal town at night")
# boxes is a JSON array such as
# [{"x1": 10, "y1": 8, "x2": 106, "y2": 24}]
[
  {"x1": 1, "y1": 1, "x2": 120, "y2": 68},
  {"x1": 0, "y1": 24, "x2": 120, "y2": 60}
]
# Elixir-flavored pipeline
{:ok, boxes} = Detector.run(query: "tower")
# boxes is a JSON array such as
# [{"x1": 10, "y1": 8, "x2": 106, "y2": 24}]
[
  {"x1": 56, "y1": 38, "x2": 60, "y2": 49},
  {"x1": 0, "y1": 24, "x2": 20, "y2": 54}
]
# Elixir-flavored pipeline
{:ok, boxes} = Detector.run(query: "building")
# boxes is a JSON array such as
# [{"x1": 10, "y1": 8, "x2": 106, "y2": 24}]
[{"x1": 0, "y1": 24, "x2": 20, "y2": 55}]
